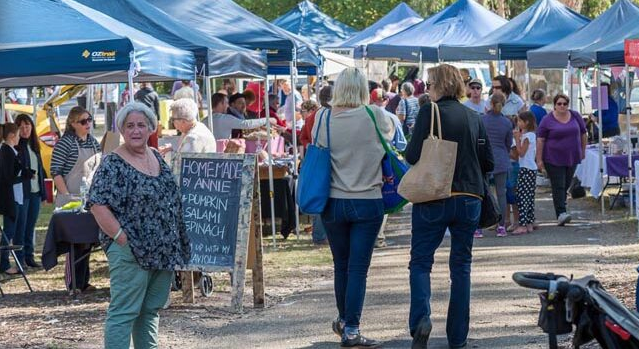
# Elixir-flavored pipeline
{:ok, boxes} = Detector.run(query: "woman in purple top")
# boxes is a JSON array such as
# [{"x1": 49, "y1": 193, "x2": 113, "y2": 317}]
[
  {"x1": 480, "y1": 92, "x2": 513, "y2": 237},
  {"x1": 536, "y1": 94, "x2": 587, "y2": 226}
]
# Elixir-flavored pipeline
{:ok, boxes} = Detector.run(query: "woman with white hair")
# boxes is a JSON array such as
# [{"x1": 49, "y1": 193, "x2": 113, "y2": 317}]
[
  {"x1": 312, "y1": 67, "x2": 394, "y2": 348},
  {"x1": 170, "y1": 98, "x2": 216, "y2": 154},
  {"x1": 396, "y1": 82, "x2": 420, "y2": 136},
  {"x1": 88, "y1": 102, "x2": 190, "y2": 348}
]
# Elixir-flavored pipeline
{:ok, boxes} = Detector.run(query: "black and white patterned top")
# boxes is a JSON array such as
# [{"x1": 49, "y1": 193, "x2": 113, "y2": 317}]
[{"x1": 87, "y1": 150, "x2": 190, "y2": 270}]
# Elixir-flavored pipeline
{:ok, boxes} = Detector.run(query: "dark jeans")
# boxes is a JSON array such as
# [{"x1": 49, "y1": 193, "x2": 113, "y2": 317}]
[
  {"x1": 1, "y1": 202, "x2": 27, "y2": 271},
  {"x1": 23, "y1": 192, "x2": 42, "y2": 261},
  {"x1": 409, "y1": 196, "x2": 481, "y2": 347},
  {"x1": 545, "y1": 163, "x2": 577, "y2": 218},
  {"x1": 106, "y1": 102, "x2": 117, "y2": 131},
  {"x1": 491, "y1": 172, "x2": 508, "y2": 227},
  {"x1": 321, "y1": 198, "x2": 384, "y2": 330}
]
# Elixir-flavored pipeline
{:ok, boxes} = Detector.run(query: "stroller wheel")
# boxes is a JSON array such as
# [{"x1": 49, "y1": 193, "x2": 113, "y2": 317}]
[{"x1": 200, "y1": 274, "x2": 214, "y2": 297}]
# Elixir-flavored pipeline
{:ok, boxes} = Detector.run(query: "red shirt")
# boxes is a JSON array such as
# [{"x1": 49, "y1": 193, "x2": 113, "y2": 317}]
[
  {"x1": 300, "y1": 110, "x2": 317, "y2": 149},
  {"x1": 259, "y1": 107, "x2": 287, "y2": 128}
]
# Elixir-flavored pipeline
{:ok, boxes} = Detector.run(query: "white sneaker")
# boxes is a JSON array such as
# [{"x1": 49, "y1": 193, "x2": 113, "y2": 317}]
[{"x1": 557, "y1": 213, "x2": 572, "y2": 226}]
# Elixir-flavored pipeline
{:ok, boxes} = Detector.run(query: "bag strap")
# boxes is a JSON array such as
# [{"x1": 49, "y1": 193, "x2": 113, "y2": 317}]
[
  {"x1": 313, "y1": 108, "x2": 331, "y2": 149},
  {"x1": 364, "y1": 106, "x2": 392, "y2": 154},
  {"x1": 429, "y1": 102, "x2": 442, "y2": 139}
]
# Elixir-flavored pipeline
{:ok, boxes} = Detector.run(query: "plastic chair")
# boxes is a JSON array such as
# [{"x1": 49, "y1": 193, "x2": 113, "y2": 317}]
[{"x1": 0, "y1": 226, "x2": 33, "y2": 296}]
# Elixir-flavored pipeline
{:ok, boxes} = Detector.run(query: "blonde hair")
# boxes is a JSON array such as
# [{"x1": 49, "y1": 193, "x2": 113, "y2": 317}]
[
  {"x1": 426, "y1": 64, "x2": 465, "y2": 100},
  {"x1": 331, "y1": 67, "x2": 369, "y2": 107},
  {"x1": 490, "y1": 92, "x2": 506, "y2": 114}
]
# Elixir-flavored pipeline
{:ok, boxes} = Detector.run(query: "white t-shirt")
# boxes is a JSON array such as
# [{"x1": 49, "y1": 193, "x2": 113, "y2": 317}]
[
  {"x1": 463, "y1": 99, "x2": 488, "y2": 114},
  {"x1": 518, "y1": 132, "x2": 537, "y2": 170}
]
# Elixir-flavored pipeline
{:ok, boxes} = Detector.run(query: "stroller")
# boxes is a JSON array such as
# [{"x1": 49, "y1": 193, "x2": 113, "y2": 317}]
[{"x1": 513, "y1": 272, "x2": 639, "y2": 349}]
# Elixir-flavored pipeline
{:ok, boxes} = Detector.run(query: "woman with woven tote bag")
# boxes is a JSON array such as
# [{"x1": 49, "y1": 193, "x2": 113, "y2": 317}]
[
  {"x1": 404, "y1": 65, "x2": 494, "y2": 349},
  {"x1": 310, "y1": 67, "x2": 394, "y2": 348}
]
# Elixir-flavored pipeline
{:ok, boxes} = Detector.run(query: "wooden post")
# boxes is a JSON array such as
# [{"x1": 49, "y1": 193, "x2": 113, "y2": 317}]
[
  {"x1": 182, "y1": 272, "x2": 195, "y2": 303},
  {"x1": 251, "y1": 170, "x2": 265, "y2": 308}
]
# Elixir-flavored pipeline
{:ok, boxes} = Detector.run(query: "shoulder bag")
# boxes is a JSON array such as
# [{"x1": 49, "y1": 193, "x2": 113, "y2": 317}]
[
  {"x1": 364, "y1": 106, "x2": 409, "y2": 214},
  {"x1": 398, "y1": 102, "x2": 458, "y2": 203},
  {"x1": 296, "y1": 108, "x2": 332, "y2": 214}
]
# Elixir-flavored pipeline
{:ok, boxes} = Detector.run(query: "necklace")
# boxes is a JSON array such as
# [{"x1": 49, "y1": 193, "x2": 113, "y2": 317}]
[{"x1": 125, "y1": 146, "x2": 155, "y2": 176}]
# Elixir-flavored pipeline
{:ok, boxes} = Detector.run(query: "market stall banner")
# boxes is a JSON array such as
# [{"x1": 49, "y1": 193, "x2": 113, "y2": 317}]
[{"x1": 625, "y1": 39, "x2": 639, "y2": 67}]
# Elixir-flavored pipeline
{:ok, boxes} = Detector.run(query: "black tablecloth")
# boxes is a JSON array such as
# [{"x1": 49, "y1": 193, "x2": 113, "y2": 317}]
[
  {"x1": 260, "y1": 176, "x2": 296, "y2": 238},
  {"x1": 42, "y1": 211, "x2": 100, "y2": 271}
]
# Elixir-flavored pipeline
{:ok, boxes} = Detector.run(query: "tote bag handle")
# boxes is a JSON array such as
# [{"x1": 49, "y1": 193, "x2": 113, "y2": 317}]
[{"x1": 430, "y1": 102, "x2": 442, "y2": 139}]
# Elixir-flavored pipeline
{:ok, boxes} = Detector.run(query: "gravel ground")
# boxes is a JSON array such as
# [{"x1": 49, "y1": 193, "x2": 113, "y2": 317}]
[{"x1": 1, "y1": 186, "x2": 638, "y2": 348}]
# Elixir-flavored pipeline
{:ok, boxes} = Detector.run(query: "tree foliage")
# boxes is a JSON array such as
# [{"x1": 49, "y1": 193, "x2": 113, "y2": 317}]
[{"x1": 236, "y1": 0, "x2": 639, "y2": 30}]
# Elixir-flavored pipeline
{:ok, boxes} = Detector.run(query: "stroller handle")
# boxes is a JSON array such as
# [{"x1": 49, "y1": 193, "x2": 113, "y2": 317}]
[{"x1": 512, "y1": 272, "x2": 567, "y2": 290}]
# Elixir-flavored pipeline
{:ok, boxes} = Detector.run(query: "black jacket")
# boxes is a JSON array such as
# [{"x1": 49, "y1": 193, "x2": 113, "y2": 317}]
[
  {"x1": 0, "y1": 143, "x2": 30, "y2": 219},
  {"x1": 16, "y1": 138, "x2": 47, "y2": 201},
  {"x1": 405, "y1": 96, "x2": 494, "y2": 198},
  {"x1": 134, "y1": 87, "x2": 160, "y2": 118}
]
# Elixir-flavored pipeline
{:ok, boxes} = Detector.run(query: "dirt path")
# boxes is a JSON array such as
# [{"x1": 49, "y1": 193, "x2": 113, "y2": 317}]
[{"x1": 1, "y1": 188, "x2": 638, "y2": 349}]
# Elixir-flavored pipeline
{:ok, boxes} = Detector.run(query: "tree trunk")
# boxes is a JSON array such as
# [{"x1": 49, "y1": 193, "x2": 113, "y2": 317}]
[
  {"x1": 496, "y1": 0, "x2": 506, "y2": 17},
  {"x1": 560, "y1": 0, "x2": 584, "y2": 12}
]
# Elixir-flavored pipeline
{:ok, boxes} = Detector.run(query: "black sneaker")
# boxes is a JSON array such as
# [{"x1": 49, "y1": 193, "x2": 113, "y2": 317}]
[
  {"x1": 332, "y1": 317, "x2": 345, "y2": 337},
  {"x1": 411, "y1": 317, "x2": 432, "y2": 349},
  {"x1": 341, "y1": 333, "x2": 381, "y2": 348}
]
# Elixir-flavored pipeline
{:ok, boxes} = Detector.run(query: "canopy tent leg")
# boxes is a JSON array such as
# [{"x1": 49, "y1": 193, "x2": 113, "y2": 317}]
[
  {"x1": 568, "y1": 62, "x2": 574, "y2": 110},
  {"x1": 263, "y1": 74, "x2": 278, "y2": 249},
  {"x1": 205, "y1": 76, "x2": 213, "y2": 131},
  {"x1": 32, "y1": 87, "x2": 37, "y2": 123},
  {"x1": 290, "y1": 56, "x2": 300, "y2": 240},
  {"x1": 525, "y1": 60, "x2": 530, "y2": 106},
  {"x1": 1, "y1": 88, "x2": 5, "y2": 125},
  {"x1": 597, "y1": 66, "x2": 605, "y2": 217},
  {"x1": 626, "y1": 64, "x2": 634, "y2": 217},
  {"x1": 128, "y1": 52, "x2": 137, "y2": 106}
]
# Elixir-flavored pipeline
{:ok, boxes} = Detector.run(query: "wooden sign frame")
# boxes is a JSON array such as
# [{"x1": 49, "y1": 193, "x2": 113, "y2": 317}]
[{"x1": 174, "y1": 152, "x2": 260, "y2": 311}]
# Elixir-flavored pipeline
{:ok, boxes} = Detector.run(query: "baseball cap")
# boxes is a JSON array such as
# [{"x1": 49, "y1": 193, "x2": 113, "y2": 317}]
[
  {"x1": 370, "y1": 88, "x2": 387, "y2": 103},
  {"x1": 468, "y1": 78, "x2": 482, "y2": 87}
]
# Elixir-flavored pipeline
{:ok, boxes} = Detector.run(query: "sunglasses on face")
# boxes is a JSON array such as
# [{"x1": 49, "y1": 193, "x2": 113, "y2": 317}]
[
  {"x1": 77, "y1": 117, "x2": 93, "y2": 126},
  {"x1": 492, "y1": 86, "x2": 502, "y2": 90},
  {"x1": 426, "y1": 82, "x2": 433, "y2": 89},
  {"x1": 556, "y1": 102, "x2": 568, "y2": 106},
  {"x1": 470, "y1": 86, "x2": 482, "y2": 90}
]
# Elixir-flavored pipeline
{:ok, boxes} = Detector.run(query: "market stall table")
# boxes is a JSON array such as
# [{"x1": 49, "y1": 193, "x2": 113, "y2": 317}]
[
  {"x1": 259, "y1": 173, "x2": 296, "y2": 239},
  {"x1": 42, "y1": 211, "x2": 100, "y2": 295},
  {"x1": 575, "y1": 146, "x2": 639, "y2": 199}
]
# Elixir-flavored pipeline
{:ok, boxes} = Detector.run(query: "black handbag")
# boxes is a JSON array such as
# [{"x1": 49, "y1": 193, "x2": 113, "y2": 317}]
[{"x1": 479, "y1": 179, "x2": 501, "y2": 229}]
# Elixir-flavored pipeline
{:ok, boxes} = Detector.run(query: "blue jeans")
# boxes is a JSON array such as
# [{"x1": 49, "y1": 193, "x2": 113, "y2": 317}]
[
  {"x1": 322, "y1": 198, "x2": 384, "y2": 331},
  {"x1": 311, "y1": 214, "x2": 327, "y2": 242},
  {"x1": 23, "y1": 192, "x2": 42, "y2": 261},
  {"x1": 1, "y1": 202, "x2": 28, "y2": 271},
  {"x1": 409, "y1": 196, "x2": 481, "y2": 347}
]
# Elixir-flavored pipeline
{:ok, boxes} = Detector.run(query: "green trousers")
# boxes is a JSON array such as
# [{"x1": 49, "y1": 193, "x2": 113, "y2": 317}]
[{"x1": 104, "y1": 242, "x2": 172, "y2": 349}]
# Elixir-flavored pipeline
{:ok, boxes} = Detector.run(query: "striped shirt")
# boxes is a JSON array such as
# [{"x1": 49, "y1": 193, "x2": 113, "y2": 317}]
[
  {"x1": 396, "y1": 96, "x2": 419, "y2": 126},
  {"x1": 50, "y1": 133, "x2": 101, "y2": 177}
]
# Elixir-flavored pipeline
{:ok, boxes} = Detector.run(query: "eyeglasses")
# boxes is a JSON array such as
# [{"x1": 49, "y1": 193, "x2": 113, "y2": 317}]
[
  {"x1": 77, "y1": 117, "x2": 93, "y2": 126},
  {"x1": 555, "y1": 102, "x2": 568, "y2": 106},
  {"x1": 170, "y1": 117, "x2": 185, "y2": 123},
  {"x1": 470, "y1": 86, "x2": 482, "y2": 90}
]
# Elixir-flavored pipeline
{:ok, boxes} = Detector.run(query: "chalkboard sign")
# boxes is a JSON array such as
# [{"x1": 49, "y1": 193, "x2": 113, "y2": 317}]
[{"x1": 174, "y1": 153, "x2": 257, "y2": 272}]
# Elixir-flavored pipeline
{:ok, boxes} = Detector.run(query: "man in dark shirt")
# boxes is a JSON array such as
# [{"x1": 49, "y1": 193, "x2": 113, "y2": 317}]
[{"x1": 134, "y1": 82, "x2": 160, "y2": 118}]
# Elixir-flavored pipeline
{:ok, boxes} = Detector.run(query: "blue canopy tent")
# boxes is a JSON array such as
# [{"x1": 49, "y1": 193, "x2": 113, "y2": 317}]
[
  {"x1": 74, "y1": 0, "x2": 267, "y2": 79},
  {"x1": 527, "y1": 0, "x2": 639, "y2": 68},
  {"x1": 150, "y1": 0, "x2": 321, "y2": 242},
  {"x1": 327, "y1": 2, "x2": 422, "y2": 59},
  {"x1": 568, "y1": 17, "x2": 639, "y2": 217},
  {"x1": 439, "y1": 0, "x2": 590, "y2": 61},
  {"x1": 570, "y1": 19, "x2": 639, "y2": 67},
  {"x1": 0, "y1": 0, "x2": 195, "y2": 88},
  {"x1": 366, "y1": 0, "x2": 507, "y2": 62},
  {"x1": 273, "y1": 0, "x2": 358, "y2": 47},
  {"x1": 150, "y1": 0, "x2": 321, "y2": 75}
]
